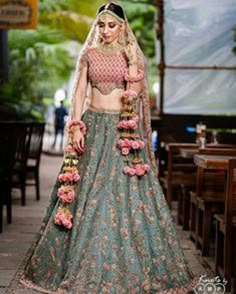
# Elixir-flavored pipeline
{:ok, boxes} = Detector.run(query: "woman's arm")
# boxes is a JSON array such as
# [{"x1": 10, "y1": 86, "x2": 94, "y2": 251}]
[
  {"x1": 125, "y1": 43, "x2": 144, "y2": 94},
  {"x1": 71, "y1": 65, "x2": 88, "y2": 121},
  {"x1": 70, "y1": 56, "x2": 88, "y2": 152},
  {"x1": 127, "y1": 63, "x2": 142, "y2": 94}
]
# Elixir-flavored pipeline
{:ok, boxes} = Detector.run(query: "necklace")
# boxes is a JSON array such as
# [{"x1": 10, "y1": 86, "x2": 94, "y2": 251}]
[{"x1": 97, "y1": 41, "x2": 124, "y2": 54}]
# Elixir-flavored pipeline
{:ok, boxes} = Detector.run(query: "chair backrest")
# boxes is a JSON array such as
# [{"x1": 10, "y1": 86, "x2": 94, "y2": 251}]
[
  {"x1": 225, "y1": 159, "x2": 236, "y2": 225},
  {"x1": 28, "y1": 122, "x2": 45, "y2": 161},
  {"x1": 0, "y1": 122, "x2": 18, "y2": 181},
  {"x1": 14, "y1": 123, "x2": 32, "y2": 167}
]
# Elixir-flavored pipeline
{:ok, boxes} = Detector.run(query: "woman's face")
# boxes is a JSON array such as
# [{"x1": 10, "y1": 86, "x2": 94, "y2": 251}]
[{"x1": 98, "y1": 14, "x2": 123, "y2": 44}]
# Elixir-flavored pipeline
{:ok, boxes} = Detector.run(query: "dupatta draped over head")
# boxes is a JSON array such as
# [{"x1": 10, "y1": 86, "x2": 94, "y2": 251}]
[{"x1": 70, "y1": 2, "x2": 158, "y2": 177}]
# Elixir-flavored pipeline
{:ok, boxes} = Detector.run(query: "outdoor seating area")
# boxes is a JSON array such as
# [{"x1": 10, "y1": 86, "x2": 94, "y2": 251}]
[
  {"x1": 0, "y1": 121, "x2": 45, "y2": 233},
  {"x1": 159, "y1": 140, "x2": 236, "y2": 292}
]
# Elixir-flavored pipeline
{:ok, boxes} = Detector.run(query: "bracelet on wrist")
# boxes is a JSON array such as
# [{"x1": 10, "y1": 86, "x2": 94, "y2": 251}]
[{"x1": 67, "y1": 119, "x2": 86, "y2": 136}]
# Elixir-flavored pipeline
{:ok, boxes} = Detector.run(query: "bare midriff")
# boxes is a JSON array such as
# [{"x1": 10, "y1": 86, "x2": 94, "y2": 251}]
[{"x1": 90, "y1": 87, "x2": 124, "y2": 110}]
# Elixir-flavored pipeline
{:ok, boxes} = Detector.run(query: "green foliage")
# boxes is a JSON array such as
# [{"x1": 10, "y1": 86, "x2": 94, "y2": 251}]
[
  {"x1": 233, "y1": 25, "x2": 236, "y2": 55},
  {"x1": 0, "y1": 27, "x2": 73, "y2": 120},
  {"x1": 120, "y1": 1, "x2": 156, "y2": 57}
]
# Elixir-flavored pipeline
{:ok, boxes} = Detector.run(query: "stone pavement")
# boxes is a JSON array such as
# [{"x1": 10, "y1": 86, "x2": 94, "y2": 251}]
[{"x1": 0, "y1": 154, "x2": 212, "y2": 293}]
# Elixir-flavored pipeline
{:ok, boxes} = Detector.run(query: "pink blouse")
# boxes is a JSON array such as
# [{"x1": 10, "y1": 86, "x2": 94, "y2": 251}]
[{"x1": 81, "y1": 48, "x2": 129, "y2": 95}]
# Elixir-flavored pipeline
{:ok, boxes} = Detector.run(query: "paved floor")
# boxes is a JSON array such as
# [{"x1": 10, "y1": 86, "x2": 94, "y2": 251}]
[{"x1": 0, "y1": 154, "x2": 213, "y2": 293}]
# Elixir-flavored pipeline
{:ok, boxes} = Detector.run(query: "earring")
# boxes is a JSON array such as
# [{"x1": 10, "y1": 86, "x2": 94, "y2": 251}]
[{"x1": 117, "y1": 26, "x2": 126, "y2": 46}]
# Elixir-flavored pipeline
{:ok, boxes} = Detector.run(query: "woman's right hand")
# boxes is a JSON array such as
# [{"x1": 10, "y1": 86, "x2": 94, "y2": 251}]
[{"x1": 72, "y1": 129, "x2": 85, "y2": 152}]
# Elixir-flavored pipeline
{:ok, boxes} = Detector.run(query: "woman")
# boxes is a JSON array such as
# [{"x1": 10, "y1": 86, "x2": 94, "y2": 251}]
[{"x1": 8, "y1": 2, "x2": 196, "y2": 293}]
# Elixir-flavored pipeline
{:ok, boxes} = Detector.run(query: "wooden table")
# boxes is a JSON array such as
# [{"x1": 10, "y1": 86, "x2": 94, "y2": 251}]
[
  {"x1": 180, "y1": 145, "x2": 236, "y2": 160},
  {"x1": 194, "y1": 154, "x2": 236, "y2": 170}
]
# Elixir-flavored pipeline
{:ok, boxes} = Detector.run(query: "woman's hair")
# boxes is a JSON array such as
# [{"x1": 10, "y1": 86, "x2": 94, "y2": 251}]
[{"x1": 97, "y1": 2, "x2": 125, "y2": 20}]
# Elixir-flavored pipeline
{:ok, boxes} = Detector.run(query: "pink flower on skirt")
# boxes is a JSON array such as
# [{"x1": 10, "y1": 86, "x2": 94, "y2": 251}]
[
  {"x1": 121, "y1": 147, "x2": 130, "y2": 155},
  {"x1": 123, "y1": 166, "x2": 136, "y2": 176},
  {"x1": 58, "y1": 170, "x2": 80, "y2": 183},
  {"x1": 131, "y1": 141, "x2": 140, "y2": 149},
  {"x1": 57, "y1": 185, "x2": 75, "y2": 203},
  {"x1": 117, "y1": 119, "x2": 137, "y2": 130},
  {"x1": 127, "y1": 119, "x2": 138, "y2": 130},
  {"x1": 54, "y1": 207, "x2": 73, "y2": 229},
  {"x1": 134, "y1": 164, "x2": 146, "y2": 176}
]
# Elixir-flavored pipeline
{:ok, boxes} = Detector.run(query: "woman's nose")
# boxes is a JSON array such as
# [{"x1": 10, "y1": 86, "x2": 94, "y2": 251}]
[{"x1": 104, "y1": 26, "x2": 108, "y2": 34}]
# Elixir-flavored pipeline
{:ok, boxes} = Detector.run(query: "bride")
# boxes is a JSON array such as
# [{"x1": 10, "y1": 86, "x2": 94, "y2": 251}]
[{"x1": 8, "y1": 2, "x2": 196, "y2": 293}]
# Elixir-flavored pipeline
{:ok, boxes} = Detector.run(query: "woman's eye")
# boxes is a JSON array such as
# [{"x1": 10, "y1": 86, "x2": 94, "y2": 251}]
[{"x1": 109, "y1": 24, "x2": 116, "y2": 28}]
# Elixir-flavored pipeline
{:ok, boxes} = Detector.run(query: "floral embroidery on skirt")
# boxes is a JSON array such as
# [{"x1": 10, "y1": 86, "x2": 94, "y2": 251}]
[{"x1": 7, "y1": 109, "x2": 196, "y2": 294}]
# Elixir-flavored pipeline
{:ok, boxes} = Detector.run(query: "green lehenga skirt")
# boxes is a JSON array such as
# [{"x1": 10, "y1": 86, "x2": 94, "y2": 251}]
[{"x1": 8, "y1": 107, "x2": 196, "y2": 294}]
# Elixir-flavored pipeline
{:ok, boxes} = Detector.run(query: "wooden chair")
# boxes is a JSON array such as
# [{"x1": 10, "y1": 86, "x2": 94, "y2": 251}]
[
  {"x1": 26, "y1": 122, "x2": 45, "y2": 201},
  {"x1": 178, "y1": 183, "x2": 195, "y2": 230},
  {"x1": 159, "y1": 143, "x2": 197, "y2": 208},
  {"x1": 11, "y1": 123, "x2": 32, "y2": 206},
  {"x1": 180, "y1": 145, "x2": 236, "y2": 232},
  {"x1": 214, "y1": 158, "x2": 236, "y2": 291},
  {"x1": 195, "y1": 148, "x2": 236, "y2": 256},
  {"x1": 0, "y1": 122, "x2": 18, "y2": 232}
]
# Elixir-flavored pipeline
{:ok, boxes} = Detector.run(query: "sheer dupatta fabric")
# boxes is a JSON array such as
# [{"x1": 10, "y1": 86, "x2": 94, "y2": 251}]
[{"x1": 69, "y1": 4, "x2": 158, "y2": 177}]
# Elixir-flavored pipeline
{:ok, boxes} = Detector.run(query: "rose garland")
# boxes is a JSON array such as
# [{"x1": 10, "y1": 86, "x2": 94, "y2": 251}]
[
  {"x1": 54, "y1": 121, "x2": 86, "y2": 229},
  {"x1": 117, "y1": 89, "x2": 150, "y2": 177}
]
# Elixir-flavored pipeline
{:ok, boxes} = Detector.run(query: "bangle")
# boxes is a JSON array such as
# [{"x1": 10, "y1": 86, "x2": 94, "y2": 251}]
[
  {"x1": 124, "y1": 69, "x2": 144, "y2": 83},
  {"x1": 67, "y1": 119, "x2": 86, "y2": 136}
]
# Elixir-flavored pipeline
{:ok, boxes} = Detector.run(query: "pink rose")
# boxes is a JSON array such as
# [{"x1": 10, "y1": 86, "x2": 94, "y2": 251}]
[
  {"x1": 61, "y1": 217, "x2": 72, "y2": 229},
  {"x1": 57, "y1": 186, "x2": 75, "y2": 203},
  {"x1": 123, "y1": 166, "x2": 136, "y2": 176},
  {"x1": 118, "y1": 139, "x2": 125, "y2": 148},
  {"x1": 54, "y1": 207, "x2": 73, "y2": 229},
  {"x1": 123, "y1": 120, "x2": 130, "y2": 129},
  {"x1": 72, "y1": 171, "x2": 80, "y2": 181},
  {"x1": 138, "y1": 140, "x2": 145, "y2": 149},
  {"x1": 54, "y1": 213, "x2": 62, "y2": 225},
  {"x1": 58, "y1": 173, "x2": 64, "y2": 182},
  {"x1": 121, "y1": 147, "x2": 130, "y2": 155},
  {"x1": 123, "y1": 166, "x2": 130, "y2": 174},
  {"x1": 134, "y1": 164, "x2": 146, "y2": 176},
  {"x1": 131, "y1": 141, "x2": 140, "y2": 149},
  {"x1": 127, "y1": 119, "x2": 138, "y2": 130}
]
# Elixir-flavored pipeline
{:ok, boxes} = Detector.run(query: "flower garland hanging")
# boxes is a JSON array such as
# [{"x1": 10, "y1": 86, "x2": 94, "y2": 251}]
[
  {"x1": 117, "y1": 89, "x2": 150, "y2": 177},
  {"x1": 54, "y1": 121, "x2": 86, "y2": 229}
]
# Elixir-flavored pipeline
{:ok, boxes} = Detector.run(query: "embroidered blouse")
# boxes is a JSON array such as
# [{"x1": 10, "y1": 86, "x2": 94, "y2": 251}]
[{"x1": 80, "y1": 48, "x2": 129, "y2": 95}]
